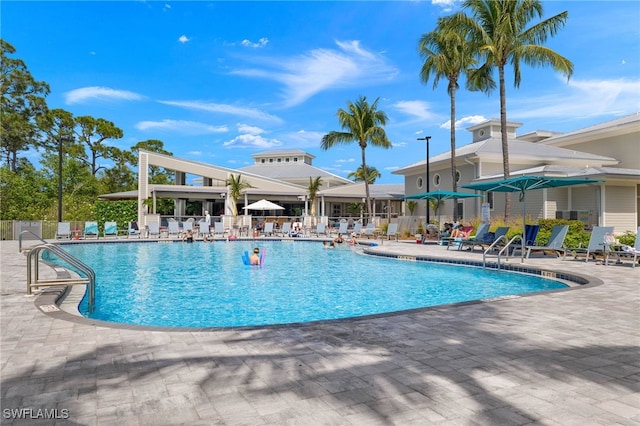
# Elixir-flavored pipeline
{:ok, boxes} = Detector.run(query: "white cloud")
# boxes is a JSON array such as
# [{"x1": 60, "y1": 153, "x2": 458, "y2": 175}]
[
  {"x1": 231, "y1": 40, "x2": 398, "y2": 107},
  {"x1": 392, "y1": 100, "x2": 438, "y2": 122},
  {"x1": 65, "y1": 86, "x2": 145, "y2": 104},
  {"x1": 278, "y1": 129, "x2": 325, "y2": 148},
  {"x1": 236, "y1": 123, "x2": 264, "y2": 135},
  {"x1": 223, "y1": 133, "x2": 282, "y2": 149},
  {"x1": 158, "y1": 100, "x2": 283, "y2": 123},
  {"x1": 135, "y1": 119, "x2": 228, "y2": 134},
  {"x1": 509, "y1": 77, "x2": 640, "y2": 121},
  {"x1": 335, "y1": 158, "x2": 356, "y2": 164},
  {"x1": 440, "y1": 115, "x2": 487, "y2": 130},
  {"x1": 178, "y1": 35, "x2": 190, "y2": 43},
  {"x1": 241, "y1": 37, "x2": 269, "y2": 48}
]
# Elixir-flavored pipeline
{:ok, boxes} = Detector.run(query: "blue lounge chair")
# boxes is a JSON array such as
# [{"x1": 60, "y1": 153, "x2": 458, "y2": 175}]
[
  {"x1": 84, "y1": 221, "x2": 99, "y2": 239},
  {"x1": 103, "y1": 221, "x2": 118, "y2": 239}
]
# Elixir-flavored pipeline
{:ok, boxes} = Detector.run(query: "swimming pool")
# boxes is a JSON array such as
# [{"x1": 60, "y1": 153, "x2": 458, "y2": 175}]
[{"x1": 61, "y1": 241, "x2": 568, "y2": 328}]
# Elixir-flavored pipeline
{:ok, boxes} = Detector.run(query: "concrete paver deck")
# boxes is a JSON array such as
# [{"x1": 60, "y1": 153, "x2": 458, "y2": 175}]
[{"x1": 1, "y1": 239, "x2": 638, "y2": 425}]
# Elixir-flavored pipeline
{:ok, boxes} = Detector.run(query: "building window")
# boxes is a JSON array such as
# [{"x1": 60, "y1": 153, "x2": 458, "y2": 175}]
[
  {"x1": 417, "y1": 176, "x2": 424, "y2": 189},
  {"x1": 285, "y1": 158, "x2": 290, "y2": 162},
  {"x1": 433, "y1": 174, "x2": 440, "y2": 187},
  {"x1": 269, "y1": 158, "x2": 274, "y2": 163},
  {"x1": 261, "y1": 159, "x2": 265, "y2": 164},
  {"x1": 293, "y1": 157, "x2": 298, "y2": 162},
  {"x1": 488, "y1": 192, "x2": 494, "y2": 209},
  {"x1": 277, "y1": 158, "x2": 282, "y2": 163},
  {"x1": 456, "y1": 170, "x2": 461, "y2": 183}
]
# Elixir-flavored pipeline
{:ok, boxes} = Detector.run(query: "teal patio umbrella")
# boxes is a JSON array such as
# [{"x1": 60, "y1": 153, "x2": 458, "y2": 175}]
[
  {"x1": 461, "y1": 175, "x2": 603, "y2": 261},
  {"x1": 404, "y1": 189, "x2": 482, "y2": 230}
]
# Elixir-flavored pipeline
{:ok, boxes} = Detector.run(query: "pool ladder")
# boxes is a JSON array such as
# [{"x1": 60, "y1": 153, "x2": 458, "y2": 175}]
[
  {"x1": 26, "y1": 243, "x2": 95, "y2": 313},
  {"x1": 482, "y1": 234, "x2": 523, "y2": 270}
]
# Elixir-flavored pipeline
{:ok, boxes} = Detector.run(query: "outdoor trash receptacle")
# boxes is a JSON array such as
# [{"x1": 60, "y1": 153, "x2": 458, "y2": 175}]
[{"x1": 415, "y1": 234, "x2": 422, "y2": 244}]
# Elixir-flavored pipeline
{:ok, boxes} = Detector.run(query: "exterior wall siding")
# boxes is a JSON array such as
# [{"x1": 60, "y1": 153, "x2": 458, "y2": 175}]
[{"x1": 604, "y1": 185, "x2": 638, "y2": 233}]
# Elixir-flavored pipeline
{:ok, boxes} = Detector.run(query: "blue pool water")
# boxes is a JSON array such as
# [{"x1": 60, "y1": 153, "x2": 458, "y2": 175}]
[{"x1": 61, "y1": 241, "x2": 567, "y2": 328}]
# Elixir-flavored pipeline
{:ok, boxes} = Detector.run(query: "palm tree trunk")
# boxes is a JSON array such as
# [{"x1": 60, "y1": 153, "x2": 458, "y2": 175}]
[
  {"x1": 450, "y1": 83, "x2": 458, "y2": 222},
  {"x1": 361, "y1": 146, "x2": 372, "y2": 222},
  {"x1": 499, "y1": 65, "x2": 511, "y2": 219}
]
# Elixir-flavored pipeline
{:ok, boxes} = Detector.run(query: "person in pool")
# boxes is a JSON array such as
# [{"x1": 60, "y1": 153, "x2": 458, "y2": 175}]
[
  {"x1": 333, "y1": 233, "x2": 344, "y2": 244},
  {"x1": 249, "y1": 247, "x2": 261, "y2": 265},
  {"x1": 182, "y1": 229, "x2": 194, "y2": 243}
]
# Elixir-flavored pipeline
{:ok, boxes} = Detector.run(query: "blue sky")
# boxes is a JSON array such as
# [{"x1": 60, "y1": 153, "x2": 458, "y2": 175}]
[{"x1": 4, "y1": 1, "x2": 639, "y2": 184}]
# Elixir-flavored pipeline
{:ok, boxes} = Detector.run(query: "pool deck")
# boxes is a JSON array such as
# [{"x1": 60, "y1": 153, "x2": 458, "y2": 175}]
[{"x1": 1, "y1": 239, "x2": 639, "y2": 425}]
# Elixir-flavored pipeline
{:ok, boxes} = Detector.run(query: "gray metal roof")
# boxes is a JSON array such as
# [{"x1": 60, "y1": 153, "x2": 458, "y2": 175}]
[
  {"x1": 318, "y1": 182, "x2": 405, "y2": 199},
  {"x1": 239, "y1": 163, "x2": 352, "y2": 184}
]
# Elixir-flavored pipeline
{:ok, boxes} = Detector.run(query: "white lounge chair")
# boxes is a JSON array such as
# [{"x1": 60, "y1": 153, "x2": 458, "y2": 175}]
[
  {"x1": 386, "y1": 223, "x2": 399, "y2": 241},
  {"x1": 148, "y1": 222, "x2": 161, "y2": 238},
  {"x1": 198, "y1": 221, "x2": 211, "y2": 239},
  {"x1": 314, "y1": 223, "x2": 327, "y2": 237},
  {"x1": 213, "y1": 222, "x2": 227, "y2": 238},
  {"x1": 280, "y1": 222, "x2": 292, "y2": 237},
  {"x1": 55, "y1": 222, "x2": 71, "y2": 240},
  {"x1": 263, "y1": 222, "x2": 274, "y2": 236},
  {"x1": 167, "y1": 220, "x2": 180, "y2": 238},
  {"x1": 362, "y1": 223, "x2": 376, "y2": 238},
  {"x1": 335, "y1": 222, "x2": 348, "y2": 236},
  {"x1": 567, "y1": 226, "x2": 614, "y2": 262},
  {"x1": 523, "y1": 224, "x2": 569, "y2": 258}
]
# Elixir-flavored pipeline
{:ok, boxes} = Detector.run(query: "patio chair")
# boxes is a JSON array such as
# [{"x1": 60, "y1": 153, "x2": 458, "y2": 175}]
[
  {"x1": 351, "y1": 222, "x2": 363, "y2": 237},
  {"x1": 55, "y1": 222, "x2": 71, "y2": 240},
  {"x1": 520, "y1": 224, "x2": 569, "y2": 258},
  {"x1": 362, "y1": 223, "x2": 376, "y2": 239},
  {"x1": 128, "y1": 221, "x2": 141, "y2": 238},
  {"x1": 84, "y1": 221, "x2": 99, "y2": 239},
  {"x1": 566, "y1": 226, "x2": 614, "y2": 262},
  {"x1": 167, "y1": 220, "x2": 180, "y2": 238},
  {"x1": 455, "y1": 223, "x2": 490, "y2": 251},
  {"x1": 334, "y1": 222, "x2": 348, "y2": 236},
  {"x1": 198, "y1": 221, "x2": 211, "y2": 240},
  {"x1": 148, "y1": 222, "x2": 161, "y2": 238},
  {"x1": 524, "y1": 224, "x2": 541, "y2": 246},
  {"x1": 386, "y1": 223, "x2": 399, "y2": 241},
  {"x1": 213, "y1": 222, "x2": 227, "y2": 238},
  {"x1": 102, "y1": 221, "x2": 118, "y2": 239},
  {"x1": 313, "y1": 223, "x2": 327, "y2": 237},
  {"x1": 263, "y1": 222, "x2": 274, "y2": 236},
  {"x1": 182, "y1": 220, "x2": 194, "y2": 237},
  {"x1": 279, "y1": 222, "x2": 292, "y2": 237},
  {"x1": 605, "y1": 226, "x2": 640, "y2": 268}
]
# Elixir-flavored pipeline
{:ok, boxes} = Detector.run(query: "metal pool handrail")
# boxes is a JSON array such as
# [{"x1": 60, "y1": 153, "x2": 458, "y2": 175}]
[
  {"x1": 18, "y1": 230, "x2": 48, "y2": 253},
  {"x1": 26, "y1": 243, "x2": 95, "y2": 313}
]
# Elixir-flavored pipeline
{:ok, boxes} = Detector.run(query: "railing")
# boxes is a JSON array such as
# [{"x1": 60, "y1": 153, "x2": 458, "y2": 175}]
[
  {"x1": 482, "y1": 235, "x2": 510, "y2": 270},
  {"x1": 26, "y1": 243, "x2": 95, "y2": 313},
  {"x1": 18, "y1": 230, "x2": 48, "y2": 253}
]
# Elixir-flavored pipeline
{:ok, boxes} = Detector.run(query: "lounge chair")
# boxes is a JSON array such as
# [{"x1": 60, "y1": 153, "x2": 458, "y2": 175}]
[
  {"x1": 198, "y1": 221, "x2": 211, "y2": 239},
  {"x1": 128, "y1": 221, "x2": 140, "y2": 238},
  {"x1": 524, "y1": 224, "x2": 541, "y2": 246},
  {"x1": 351, "y1": 222, "x2": 363, "y2": 237},
  {"x1": 454, "y1": 223, "x2": 490, "y2": 251},
  {"x1": 263, "y1": 222, "x2": 274, "y2": 236},
  {"x1": 279, "y1": 222, "x2": 292, "y2": 237},
  {"x1": 55, "y1": 222, "x2": 71, "y2": 240},
  {"x1": 566, "y1": 226, "x2": 614, "y2": 262},
  {"x1": 182, "y1": 221, "x2": 194, "y2": 237},
  {"x1": 521, "y1": 224, "x2": 569, "y2": 258},
  {"x1": 605, "y1": 226, "x2": 640, "y2": 268},
  {"x1": 148, "y1": 222, "x2": 161, "y2": 238},
  {"x1": 213, "y1": 222, "x2": 227, "y2": 238},
  {"x1": 362, "y1": 223, "x2": 376, "y2": 239},
  {"x1": 335, "y1": 222, "x2": 348, "y2": 236},
  {"x1": 313, "y1": 223, "x2": 327, "y2": 237},
  {"x1": 386, "y1": 223, "x2": 399, "y2": 241},
  {"x1": 481, "y1": 226, "x2": 511, "y2": 252},
  {"x1": 84, "y1": 221, "x2": 99, "y2": 239},
  {"x1": 167, "y1": 220, "x2": 180, "y2": 238},
  {"x1": 102, "y1": 221, "x2": 118, "y2": 239}
]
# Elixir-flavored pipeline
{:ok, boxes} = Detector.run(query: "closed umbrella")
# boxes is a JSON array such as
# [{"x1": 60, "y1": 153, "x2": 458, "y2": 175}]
[{"x1": 461, "y1": 175, "x2": 603, "y2": 261}]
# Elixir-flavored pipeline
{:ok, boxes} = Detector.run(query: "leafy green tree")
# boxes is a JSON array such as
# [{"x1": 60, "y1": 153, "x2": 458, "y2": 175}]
[
  {"x1": 307, "y1": 176, "x2": 323, "y2": 217},
  {"x1": 99, "y1": 147, "x2": 137, "y2": 194},
  {"x1": 321, "y1": 96, "x2": 391, "y2": 220},
  {"x1": 0, "y1": 163, "x2": 52, "y2": 220},
  {"x1": 75, "y1": 116, "x2": 124, "y2": 176},
  {"x1": 225, "y1": 173, "x2": 253, "y2": 216},
  {"x1": 131, "y1": 139, "x2": 173, "y2": 184},
  {"x1": 419, "y1": 16, "x2": 485, "y2": 221},
  {"x1": 454, "y1": 0, "x2": 573, "y2": 218},
  {"x1": 0, "y1": 39, "x2": 50, "y2": 171},
  {"x1": 347, "y1": 165, "x2": 381, "y2": 184}
]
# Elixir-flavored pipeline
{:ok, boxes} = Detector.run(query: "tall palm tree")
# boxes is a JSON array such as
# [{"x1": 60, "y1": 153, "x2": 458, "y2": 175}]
[
  {"x1": 307, "y1": 176, "x2": 322, "y2": 217},
  {"x1": 455, "y1": 0, "x2": 573, "y2": 218},
  {"x1": 419, "y1": 16, "x2": 487, "y2": 221},
  {"x1": 321, "y1": 96, "x2": 391, "y2": 220},
  {"x1": 225, "y1": 173, "x2": 253, "y2": 216},
  {"x1": 347, "y1": 165, "x2": 381, "y2": 184}
]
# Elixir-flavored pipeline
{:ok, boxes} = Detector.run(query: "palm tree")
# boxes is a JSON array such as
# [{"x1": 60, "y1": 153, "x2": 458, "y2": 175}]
[
  {"x1": 454, "y1": 0, "x2": 573, "y2": 218},
  {"x1": 419, "y1": 16, "x2": 487, "y2": 221},
  {"x1": 307, "y1": 176, "x2": 322, "y2": 217},
  {"x1": 347, "y1": 165, "x2": 381, "y2": 184},
  {"x1": 225, "y1": 173, "x2": 253, "y2": 216},
  {"x1": 321, "y1": 96, "x2": 391, "y2": 220}
]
